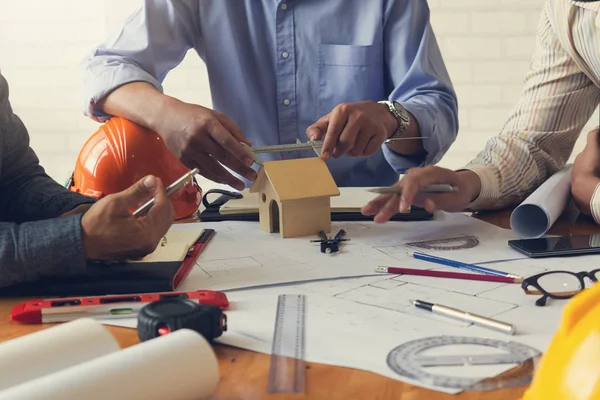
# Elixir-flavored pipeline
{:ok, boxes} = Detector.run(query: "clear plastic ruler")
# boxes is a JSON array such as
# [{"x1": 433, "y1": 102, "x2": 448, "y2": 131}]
[
  {"x1": 387, "y1": 336, "x2": 542, "y2": 391},
  {"x1": 267, "y1": 294, "x2": 306, "y2": 394}
]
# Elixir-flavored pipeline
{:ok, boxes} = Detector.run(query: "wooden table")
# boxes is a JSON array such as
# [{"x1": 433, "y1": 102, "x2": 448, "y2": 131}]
[{"x1": 1, "y1": 210, "x2": 598, "y2": 399}]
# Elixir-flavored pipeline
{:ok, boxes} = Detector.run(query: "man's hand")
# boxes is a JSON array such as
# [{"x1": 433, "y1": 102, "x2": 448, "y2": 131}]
[
  {"x1": 572, "y1": 127, "x2": 600, "y2": 215},
  {"x1": 60, "y1": 204, "x2": 93, "y2": 218},
  {"x1": 99, "y1": 82, "x2": 256, "y2": 190},
  {"x1": 573, "y1": 127, "x2": 600, "y2": 179},
  {"x1": 361, "y1": 166, "x2": 482, "y2": 223},
  {"x1": 81, "y1": 175, "x2": 175, "y2": 261},
  {"x1": 306, "y1": 101, "x2": 400, "y2": 160},
  {"x1": 153, "y1": 100, "x2": 257, "y2": 191}
]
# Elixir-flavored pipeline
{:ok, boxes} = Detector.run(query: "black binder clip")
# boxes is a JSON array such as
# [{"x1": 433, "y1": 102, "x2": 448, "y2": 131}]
[{"x1": 311, "y1": 229, "x2": 349, "y2": 254}]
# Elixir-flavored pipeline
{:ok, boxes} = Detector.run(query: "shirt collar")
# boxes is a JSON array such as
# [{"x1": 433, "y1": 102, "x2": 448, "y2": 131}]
[{"x1": 572, "y1": 0, "x2": 600, "y2": 12}]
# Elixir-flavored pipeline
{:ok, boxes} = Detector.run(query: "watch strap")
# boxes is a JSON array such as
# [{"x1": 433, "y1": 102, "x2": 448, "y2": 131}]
[{"x1": 378, "y1": 100, "x2": 410, "y2": 140}]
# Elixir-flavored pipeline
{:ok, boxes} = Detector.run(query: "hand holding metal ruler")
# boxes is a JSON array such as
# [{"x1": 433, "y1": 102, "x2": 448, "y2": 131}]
[{"x1": 242, "y1": 137, "x2": 426, "y2": 165}]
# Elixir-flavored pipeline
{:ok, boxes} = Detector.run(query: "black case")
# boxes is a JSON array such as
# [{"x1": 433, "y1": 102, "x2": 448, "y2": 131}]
[{"x1": 199, "y1": 189, "x2": 433, "y2": 222}]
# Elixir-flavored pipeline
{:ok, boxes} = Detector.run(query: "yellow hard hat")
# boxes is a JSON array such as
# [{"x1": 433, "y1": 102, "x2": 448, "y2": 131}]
[{"x1": 522, "y1": 282, "x2": 600, "y2": 400}]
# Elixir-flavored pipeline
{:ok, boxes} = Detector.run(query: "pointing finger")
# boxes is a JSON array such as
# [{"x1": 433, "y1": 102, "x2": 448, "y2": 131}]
[
  {"x1": 145, "y1": 178, "x2": 176, "y2": 233},
  {"x1": 374, "y1": 195, "x2": 401, "y2": 223},
  {"x1": 307, "y1": 114, "x2": 329, "y2": 141},
  {"x1": 362, "y1": 193, "x2": 393, "y2": 216},
  {"x1": 208, "y1": 120, "x2": 255, "y2": 169},
  {"x1": 216, "y1": 113, "x2": 252, "y2": 146},
  {"x1": 321, "y1": 106, "x2": 348, "y2": 161}
]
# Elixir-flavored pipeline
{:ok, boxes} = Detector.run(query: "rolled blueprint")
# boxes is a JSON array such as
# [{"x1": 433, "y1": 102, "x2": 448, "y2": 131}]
[
  {"x1": 0, "y1": 318, "x2": 120, "y2": 391},
  {"x1": 0, "y1": 329, "x2": 219, "y2": 400},
  {"x1": 510, "y1": 165, "x2": 573, "y2": 238}
]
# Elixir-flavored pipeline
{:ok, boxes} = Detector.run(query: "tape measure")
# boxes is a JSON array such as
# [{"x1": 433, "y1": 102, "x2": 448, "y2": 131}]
[
  {"x1": 267, "y1": 294, "x2": 306, "y2": 393},
  {"x1": 387, "y1": 336, "x2": 541, "y2": 391},
  {"x1": 137, "y1": 298, "x2": 227, "y2": 343}
]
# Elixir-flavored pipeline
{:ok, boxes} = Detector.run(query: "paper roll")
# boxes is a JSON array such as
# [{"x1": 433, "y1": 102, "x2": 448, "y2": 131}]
[
  {"x1": 0, "y1": 329, "x2": 219, "y2": 400},
  {"x1": 510, "y1": 165, "x2": 572, "y2": 238},
  {"x1": 0, "y1": 318, "x2": 119, "y2": 391}
]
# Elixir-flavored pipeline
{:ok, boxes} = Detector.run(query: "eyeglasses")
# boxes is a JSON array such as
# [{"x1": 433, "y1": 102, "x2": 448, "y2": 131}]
[{"x1": 521, "y1": 269, "x2": 600, "y2": 306}]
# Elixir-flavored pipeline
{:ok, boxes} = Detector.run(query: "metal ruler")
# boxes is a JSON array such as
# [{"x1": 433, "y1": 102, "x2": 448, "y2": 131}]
[
  {"x1": 250, "y1": 139, "x2": 323, "y2": 155},
  {"x1": 267, "y1": 294, "x2": 306, "y2": 393},
  {"x1": 387, "y1": 336, "x2": 541, "y2": 391},
  {"x1": 243, "y1": 136, "x2": 427, "y2": 164}
]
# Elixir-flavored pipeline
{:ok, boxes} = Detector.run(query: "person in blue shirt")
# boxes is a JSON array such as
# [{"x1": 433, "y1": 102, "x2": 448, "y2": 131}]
[{"x1": 82, "y1": 0, "x2": 458, "y2": 191}]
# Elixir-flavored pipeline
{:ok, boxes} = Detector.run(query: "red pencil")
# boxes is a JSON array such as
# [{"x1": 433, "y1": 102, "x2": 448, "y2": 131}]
[{"x1": 375, "y1": 266, "x2": 523, "y2": 284}]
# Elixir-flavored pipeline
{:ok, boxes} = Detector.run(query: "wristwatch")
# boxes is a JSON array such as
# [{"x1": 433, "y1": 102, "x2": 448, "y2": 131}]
[{"x1": 378, "y1": 100, "x2": 411, "y2": 142}]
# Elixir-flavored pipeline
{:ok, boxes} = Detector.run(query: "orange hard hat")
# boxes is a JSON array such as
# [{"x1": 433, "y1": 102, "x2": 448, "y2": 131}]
[{"x1": 68, "y1": 117, "x2": 201, "y2": 219}]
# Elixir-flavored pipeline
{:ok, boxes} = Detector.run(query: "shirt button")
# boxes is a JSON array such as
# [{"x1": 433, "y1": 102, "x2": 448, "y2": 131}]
[
  {"x1": 283, "y1": 99, "x2": 291, "y2": 106},
  {"x1": 282, "y1": 51, "x2": 290, "y2": 59},
  {"x1": 281, "y1": 3, "x2": 288, "y2": 10}
]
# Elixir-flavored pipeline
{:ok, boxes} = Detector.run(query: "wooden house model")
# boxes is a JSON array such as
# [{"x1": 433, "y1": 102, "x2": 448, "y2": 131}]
[{"x1": 249, "y1": 157, "x2": 340, "y2": 238}]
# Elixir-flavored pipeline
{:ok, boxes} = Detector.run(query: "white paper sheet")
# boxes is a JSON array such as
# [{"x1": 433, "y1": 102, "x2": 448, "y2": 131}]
[
  {"x1": 102, "y1": 275, "x2": 564, "y2": 394},
  {"x1": 96, "y1": 210, "x2": 579, "y2": 394},
  {"x1": 174, "y1": 212, "x2": 533, "y2": 293},
  {"x1": 510, "y1": 165, "x2": 573, "y2": 238},
  {"x1": 0, "y1": 329, "x2": 218, "y2": 400},
  {"x1": 0, "y1": 318, "x2": 119, "y2": 391}
]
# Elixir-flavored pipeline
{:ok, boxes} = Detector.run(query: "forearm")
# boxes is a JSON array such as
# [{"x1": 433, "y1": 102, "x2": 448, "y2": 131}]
[
  {"x1": 381, "y1": 0, "x2": 458, "y2": 169},
  {"x1": 98, "y1": 82, "x2": 178, "y2": 132},
  {"x1": 1, "y1": 146, "x2": 95, "y2": 222},
  {"x1": 82, "y1": 1, "x2": 199, "y2": 121},
  {"x1": 571, "y1": 174, "x2": 600, "y2": 218},
  {"x1": 0, "y1": 216, "x2": 88, "y2": 288},
  {"x1": 381, "y1": 95, "x2": 457, "y2": 173},
  {"x1": 463, "y1": 3, "x2": 598, "y2": 211}
]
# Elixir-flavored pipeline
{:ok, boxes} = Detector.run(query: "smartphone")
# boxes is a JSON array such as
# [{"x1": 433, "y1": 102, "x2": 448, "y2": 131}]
[{"x1": 508, "y1": 234, "x2": 600, "y2": 258}]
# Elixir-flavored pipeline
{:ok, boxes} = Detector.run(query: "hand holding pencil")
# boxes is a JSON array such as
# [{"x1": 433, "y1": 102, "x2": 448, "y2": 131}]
[
  {"x1": 361, "y1": 166, "x2": 483, "y2": 223},
  {"x1": 81, "y1": 175, "x2": 176, "y2": 262},
  {"x1": 133, "y1": 168, "x2": 199, "y2": 217}
]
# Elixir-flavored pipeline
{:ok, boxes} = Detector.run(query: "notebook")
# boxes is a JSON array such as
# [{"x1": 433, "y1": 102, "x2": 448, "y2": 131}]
[
  {"x1": 0, "y1": 228, "x2": 215, "y2": 297},
  {"x1": 128, "y1": 228, "x2": 205, "y2": 263}
]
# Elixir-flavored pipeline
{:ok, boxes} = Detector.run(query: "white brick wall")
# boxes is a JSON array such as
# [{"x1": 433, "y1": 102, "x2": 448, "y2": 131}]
[
  {"x1": 0, "y1": 0, "x2": 596, "y2": 184},
  {"x1": 432, "y1": 0, "x2": 598, "y2": 170}
]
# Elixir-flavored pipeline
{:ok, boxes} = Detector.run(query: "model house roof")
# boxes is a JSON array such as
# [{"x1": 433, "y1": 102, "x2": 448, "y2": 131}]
[{"x1": 249, "y1": 157, "x2": 340, "y2": 201}]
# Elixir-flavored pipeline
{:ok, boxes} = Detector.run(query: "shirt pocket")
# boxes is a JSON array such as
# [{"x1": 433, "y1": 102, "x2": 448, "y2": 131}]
[{"x1": 318, "y1": 43, "x2": 384, "y2": 117}]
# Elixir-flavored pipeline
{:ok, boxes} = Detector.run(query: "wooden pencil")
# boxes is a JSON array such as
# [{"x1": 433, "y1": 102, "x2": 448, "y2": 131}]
[{"x1": 375, "y1": 266, "x2": 523, "y2": 284}]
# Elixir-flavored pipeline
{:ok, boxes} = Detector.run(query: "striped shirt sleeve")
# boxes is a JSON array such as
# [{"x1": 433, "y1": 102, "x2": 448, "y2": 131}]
[
  {"x1": 590, "y1": 182, "x2": 600, "y2": 224},
  {"x1": 462, "y1": 1, "x2": 600, "y2": 212}
]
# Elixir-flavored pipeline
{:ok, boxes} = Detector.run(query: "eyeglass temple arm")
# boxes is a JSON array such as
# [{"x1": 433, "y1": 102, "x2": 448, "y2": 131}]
[{"x1": 523, "y1": 289, "x2": 581, "y2": 296}]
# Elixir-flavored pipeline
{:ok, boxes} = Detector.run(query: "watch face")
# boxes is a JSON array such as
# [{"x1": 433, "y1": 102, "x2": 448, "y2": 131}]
[
  {"x1": 393, "y1": 103, "x2": 409, "y2": 121},
  {"x1": 390, "y1": 102, "x2": 410, "y2": 135}
]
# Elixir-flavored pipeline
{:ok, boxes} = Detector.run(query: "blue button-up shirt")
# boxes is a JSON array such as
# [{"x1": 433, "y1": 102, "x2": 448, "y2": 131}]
[{"x1": 82, "y1": 0, "x2": 458, "y2": 187}]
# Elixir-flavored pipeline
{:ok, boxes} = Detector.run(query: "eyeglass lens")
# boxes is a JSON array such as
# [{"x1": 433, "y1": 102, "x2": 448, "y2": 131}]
[{"x1": 537, "y1": 272, "x2": 582, "y2": 298}]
